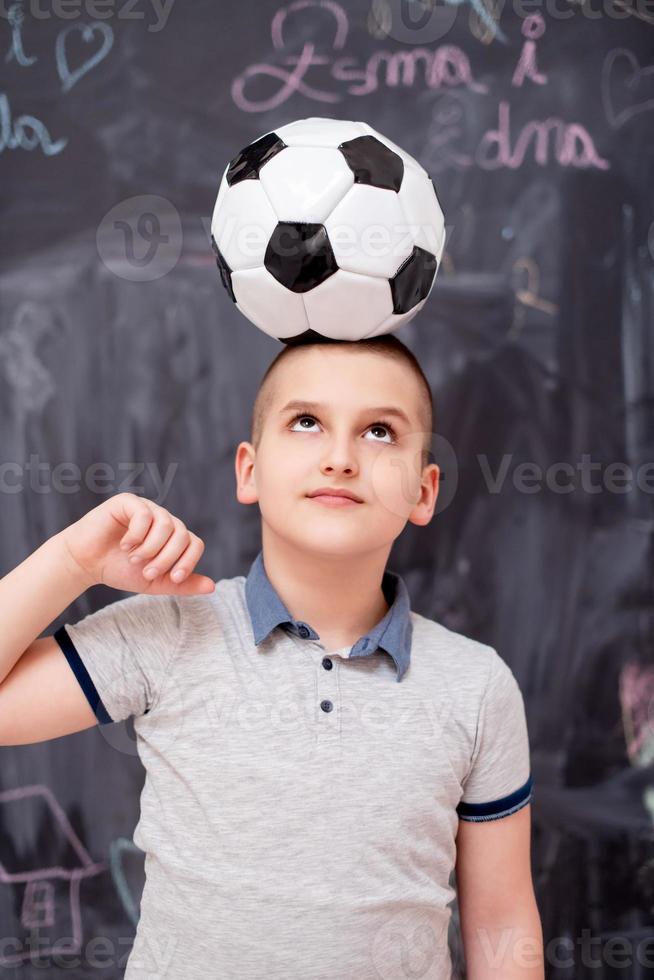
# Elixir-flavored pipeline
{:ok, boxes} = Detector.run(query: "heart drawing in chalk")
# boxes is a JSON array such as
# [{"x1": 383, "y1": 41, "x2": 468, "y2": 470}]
[
  {"x1": 56, "y1": 23, "x2": 114, "y2": 94},
  {"x1": 601, "y1": 48, "x2": 654, "y2": 130}
]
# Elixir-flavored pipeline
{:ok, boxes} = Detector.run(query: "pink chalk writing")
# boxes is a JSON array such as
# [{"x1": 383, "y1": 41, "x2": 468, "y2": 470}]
[
  {"x1": 476, "y1": 101, "x2": 610, "y2": 171},
  {"x1": 231, "y1": 0, "x2": 487, "y2": 112},
  {"x1": 271, "y1": 0, "x2": 348, "y2": 51},
  {"x1": 231, "y1": 0, "x2": 609, "y2": 174},
  {"x1": 619, "y1": 662, "x2": 654, "y2": 764},
  {"x1": 512, "y1": 14, "x2": 548, "y2": 89},
  {"x1": 422, "y1": 97, "x2": 610, "y2": 174}
]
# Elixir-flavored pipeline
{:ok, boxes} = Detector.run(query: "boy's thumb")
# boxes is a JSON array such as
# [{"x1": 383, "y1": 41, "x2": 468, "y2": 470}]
[{"x1": 163, "y1": 573, "x2": 216, "y2": 595}]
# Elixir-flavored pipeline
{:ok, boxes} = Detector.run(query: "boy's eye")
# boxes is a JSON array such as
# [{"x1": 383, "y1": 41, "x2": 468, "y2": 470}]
[
  {"x1": 291, "y1": 415, "x2": 318, "y2": 432},
  {"x1": 289, "y1": 414, "x2": 396, "y2": 444}
]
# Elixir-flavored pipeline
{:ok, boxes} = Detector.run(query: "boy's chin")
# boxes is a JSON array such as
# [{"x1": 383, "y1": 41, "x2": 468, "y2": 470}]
[{"x1": 292, "y1": 528, "x2": 373, "y2": 557}]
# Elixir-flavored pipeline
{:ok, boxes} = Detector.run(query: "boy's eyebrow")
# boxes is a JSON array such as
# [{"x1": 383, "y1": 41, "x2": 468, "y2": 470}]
[{"x1": 279, "y1": 399, "x2": 412, "y2": 426}]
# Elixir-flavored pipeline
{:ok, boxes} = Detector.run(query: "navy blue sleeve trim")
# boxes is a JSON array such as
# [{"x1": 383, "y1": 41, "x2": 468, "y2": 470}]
[
  {"x1": 456, "y1": 773, "x2": 533, "y2": 822},
  {"x1": 53, "y1": 625, "x2": 114, "y2": 726}
]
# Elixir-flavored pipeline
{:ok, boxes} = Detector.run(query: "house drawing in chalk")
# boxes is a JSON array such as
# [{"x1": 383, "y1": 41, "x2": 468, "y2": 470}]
[{"x1": 0, "y1": 784, "x2": 106, "y2": 966}]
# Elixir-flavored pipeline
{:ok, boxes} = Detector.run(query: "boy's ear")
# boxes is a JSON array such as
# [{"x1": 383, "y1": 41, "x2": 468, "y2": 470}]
[{"x1": 235, "y1": 441, "x2": 258, "y2": 505}]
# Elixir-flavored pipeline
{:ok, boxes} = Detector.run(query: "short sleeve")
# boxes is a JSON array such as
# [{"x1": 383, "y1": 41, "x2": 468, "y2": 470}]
[
  {"x1": 53, "y1": 592, "x2": 182, "y2": 725},
  {"x1": 456, "y1": 653, "x2": 533, "y2": 822}
]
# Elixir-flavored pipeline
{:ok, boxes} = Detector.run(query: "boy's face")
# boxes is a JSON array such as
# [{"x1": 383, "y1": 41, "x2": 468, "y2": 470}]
[{"x1": 235, "y1": 347, "x2": 439, "y2": 559}]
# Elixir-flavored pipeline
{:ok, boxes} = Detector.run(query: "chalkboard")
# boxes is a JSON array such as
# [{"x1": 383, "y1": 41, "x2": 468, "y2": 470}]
[{"x1": 1, "y1": 1, "x2": 654, "y2": 977}]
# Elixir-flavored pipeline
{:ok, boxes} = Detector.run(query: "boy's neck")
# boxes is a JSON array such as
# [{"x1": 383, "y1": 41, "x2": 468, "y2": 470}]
[{"x1": 259, "y1": 531, "x2": 392, "y2": 651}]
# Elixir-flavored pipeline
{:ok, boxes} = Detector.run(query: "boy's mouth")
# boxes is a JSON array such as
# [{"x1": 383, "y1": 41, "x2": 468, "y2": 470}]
[
  {"x1": 308, "y1": 494, "x2": 362, "y2": 508},
  {"x1": 306, "y1": 486, "x2": 364, "y2": 505}
]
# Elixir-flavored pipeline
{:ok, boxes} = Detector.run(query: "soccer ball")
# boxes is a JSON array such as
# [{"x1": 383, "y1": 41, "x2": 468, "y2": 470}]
[{"x1": 210, "y1": 117, "x2": 445, "y2": 344}]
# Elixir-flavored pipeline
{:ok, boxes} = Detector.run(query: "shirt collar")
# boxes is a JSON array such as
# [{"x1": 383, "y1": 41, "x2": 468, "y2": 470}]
[{"x1": 244, "y1": 550, "x2": 412, "y2": 682}]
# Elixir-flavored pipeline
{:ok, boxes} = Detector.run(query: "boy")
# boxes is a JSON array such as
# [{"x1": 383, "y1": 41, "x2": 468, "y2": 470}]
[{"x1": 0, "y1": 334, "x2": 544, "y2": 979}]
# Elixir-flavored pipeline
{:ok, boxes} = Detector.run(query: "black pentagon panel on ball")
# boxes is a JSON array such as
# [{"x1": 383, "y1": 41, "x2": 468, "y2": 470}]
[
  {"x1": 210, "y1": 233, "x2": 236, "y2": 304},
  {"x1": 338, "y1": 135, "x2": 404, "y2": 192},
  {"x1": 226, "y1": 132, "x2": 287, "y2": 186},
  {"x1": 390, "y1": 245, "x2": 438, "y2": 314},
  {"x1": 264, "y1": 222, "x2": 338, "y2": 293},
  {"x1": 281, "y1": 328, "x2": 341, "y2": 346}
]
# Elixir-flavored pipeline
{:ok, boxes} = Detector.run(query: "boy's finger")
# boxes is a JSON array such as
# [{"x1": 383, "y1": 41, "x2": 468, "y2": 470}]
[
  {"x1": 148, "y1": 573, "x2": 215, "y2": 596},
  {"x1": 120, "y1": 507, "x2": 155, "y2": 550}
]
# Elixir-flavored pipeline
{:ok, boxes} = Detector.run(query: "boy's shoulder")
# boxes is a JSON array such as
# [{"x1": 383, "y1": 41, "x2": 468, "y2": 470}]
[
  {"x1": 174, "y1": 572, "x2": 250, "y2": 630},
  {"x1": 409, "y1": 607, "x2": 495, "y2": 659},
  {"x1": 409, "y1": 608, "x2": 510, "y2": 689}
]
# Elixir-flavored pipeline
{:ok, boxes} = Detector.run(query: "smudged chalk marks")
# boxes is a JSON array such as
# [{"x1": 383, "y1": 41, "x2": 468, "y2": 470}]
[
  {"x1": 109, "y1": 837, "x2": 143, "y2": 927},
  {"x1": 510, "y1": 256, "x2": 559, "y2": 338}
]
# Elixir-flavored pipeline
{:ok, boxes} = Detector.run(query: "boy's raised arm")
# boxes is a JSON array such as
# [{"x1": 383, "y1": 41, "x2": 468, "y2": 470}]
[{"x1": 0, "y1": 492, "x2": 215, "y2": 745}]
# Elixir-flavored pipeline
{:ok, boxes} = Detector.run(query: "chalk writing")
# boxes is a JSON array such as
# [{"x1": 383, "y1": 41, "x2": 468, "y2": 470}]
[
  {"x1": 367, "y1": 0, "x2": 507, "y2": 45},
  {"x1": 231, "y1": 0, "x2": 487, "y2": 112},
  {"x1": 619, "y1": 662, "x2": 654, "y2": 765},
  {"x1": 468, "y1": 0, "x2": 504, "y2": 46},
  {"x1": 476, "y1": 101, "x2": 610, "y2": 170},
  {"x1": 56, "y1": 22, "x2": 114, "y2": 93},
  {"x1": 421, "y1": 96, "x2": 610, "y2": 173},
  {"x1": 511, "y1": 14, "x2": 548, "y2": 88},
  {"x1": 110, "y1": 837, "x2": 143, "y2": 927},
  {"x1": 510, "y1": 256, "x2": 558, "y2": 337},
  {"x1": 612, "y1": 0, "x2": 654, "y2": 27},
  {"x1": 231, "y1": 0, "x2": 609, "y2": 173},
  {"x1": 601, "y1": 48, "x2": 654, "y2": 129},
  {"x1": 0, "y1": 92, "x2": 68, "y2": 155},
  {"x1": 513, "y1": 257, "x2": 558, "y2": 316},
  {"x1": 461, "y1": 0, "x2": 506, "y2": 43},
  {"x1": 420, "y1": 93, "x2": 474, "y2": 173},
  {"x1": 4, "y1": 2, "x2": 36, "y2": 67},
  {"x1": 1, "y1": 12, "x2": 114, "y2": 155}
]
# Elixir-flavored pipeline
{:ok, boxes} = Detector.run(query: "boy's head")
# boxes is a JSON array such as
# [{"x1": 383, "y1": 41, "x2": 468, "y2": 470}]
[{"x1": 235, "y1": 335, "x2": 440, "y2": 559}]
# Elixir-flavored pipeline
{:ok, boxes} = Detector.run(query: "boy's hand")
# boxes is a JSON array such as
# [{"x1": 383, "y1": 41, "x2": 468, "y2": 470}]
[{"x1": 59, "y1": 492, "x2": 215, "y2": 595}]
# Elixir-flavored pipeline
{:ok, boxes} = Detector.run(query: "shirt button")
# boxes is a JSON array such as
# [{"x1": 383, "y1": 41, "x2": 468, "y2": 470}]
[
  {"x1": 322, "y1": 657, "x2": 333, "y2": 670},
  {"x1": 298, "y1": 624, "x2": 310, "y2": 638},
  {"x1": 320, "y1": 699, "x2": 333, "y2": 713}
]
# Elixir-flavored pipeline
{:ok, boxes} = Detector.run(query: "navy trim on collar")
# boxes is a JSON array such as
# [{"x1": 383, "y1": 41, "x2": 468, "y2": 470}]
[{"x1": 244, "y1": 550, "x2": 412, "y2": 682}]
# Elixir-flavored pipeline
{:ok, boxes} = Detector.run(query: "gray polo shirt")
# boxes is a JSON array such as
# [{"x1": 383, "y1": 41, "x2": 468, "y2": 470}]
[{"x1": 54, "y1": 549, "x2": 533, "y2": 980}]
